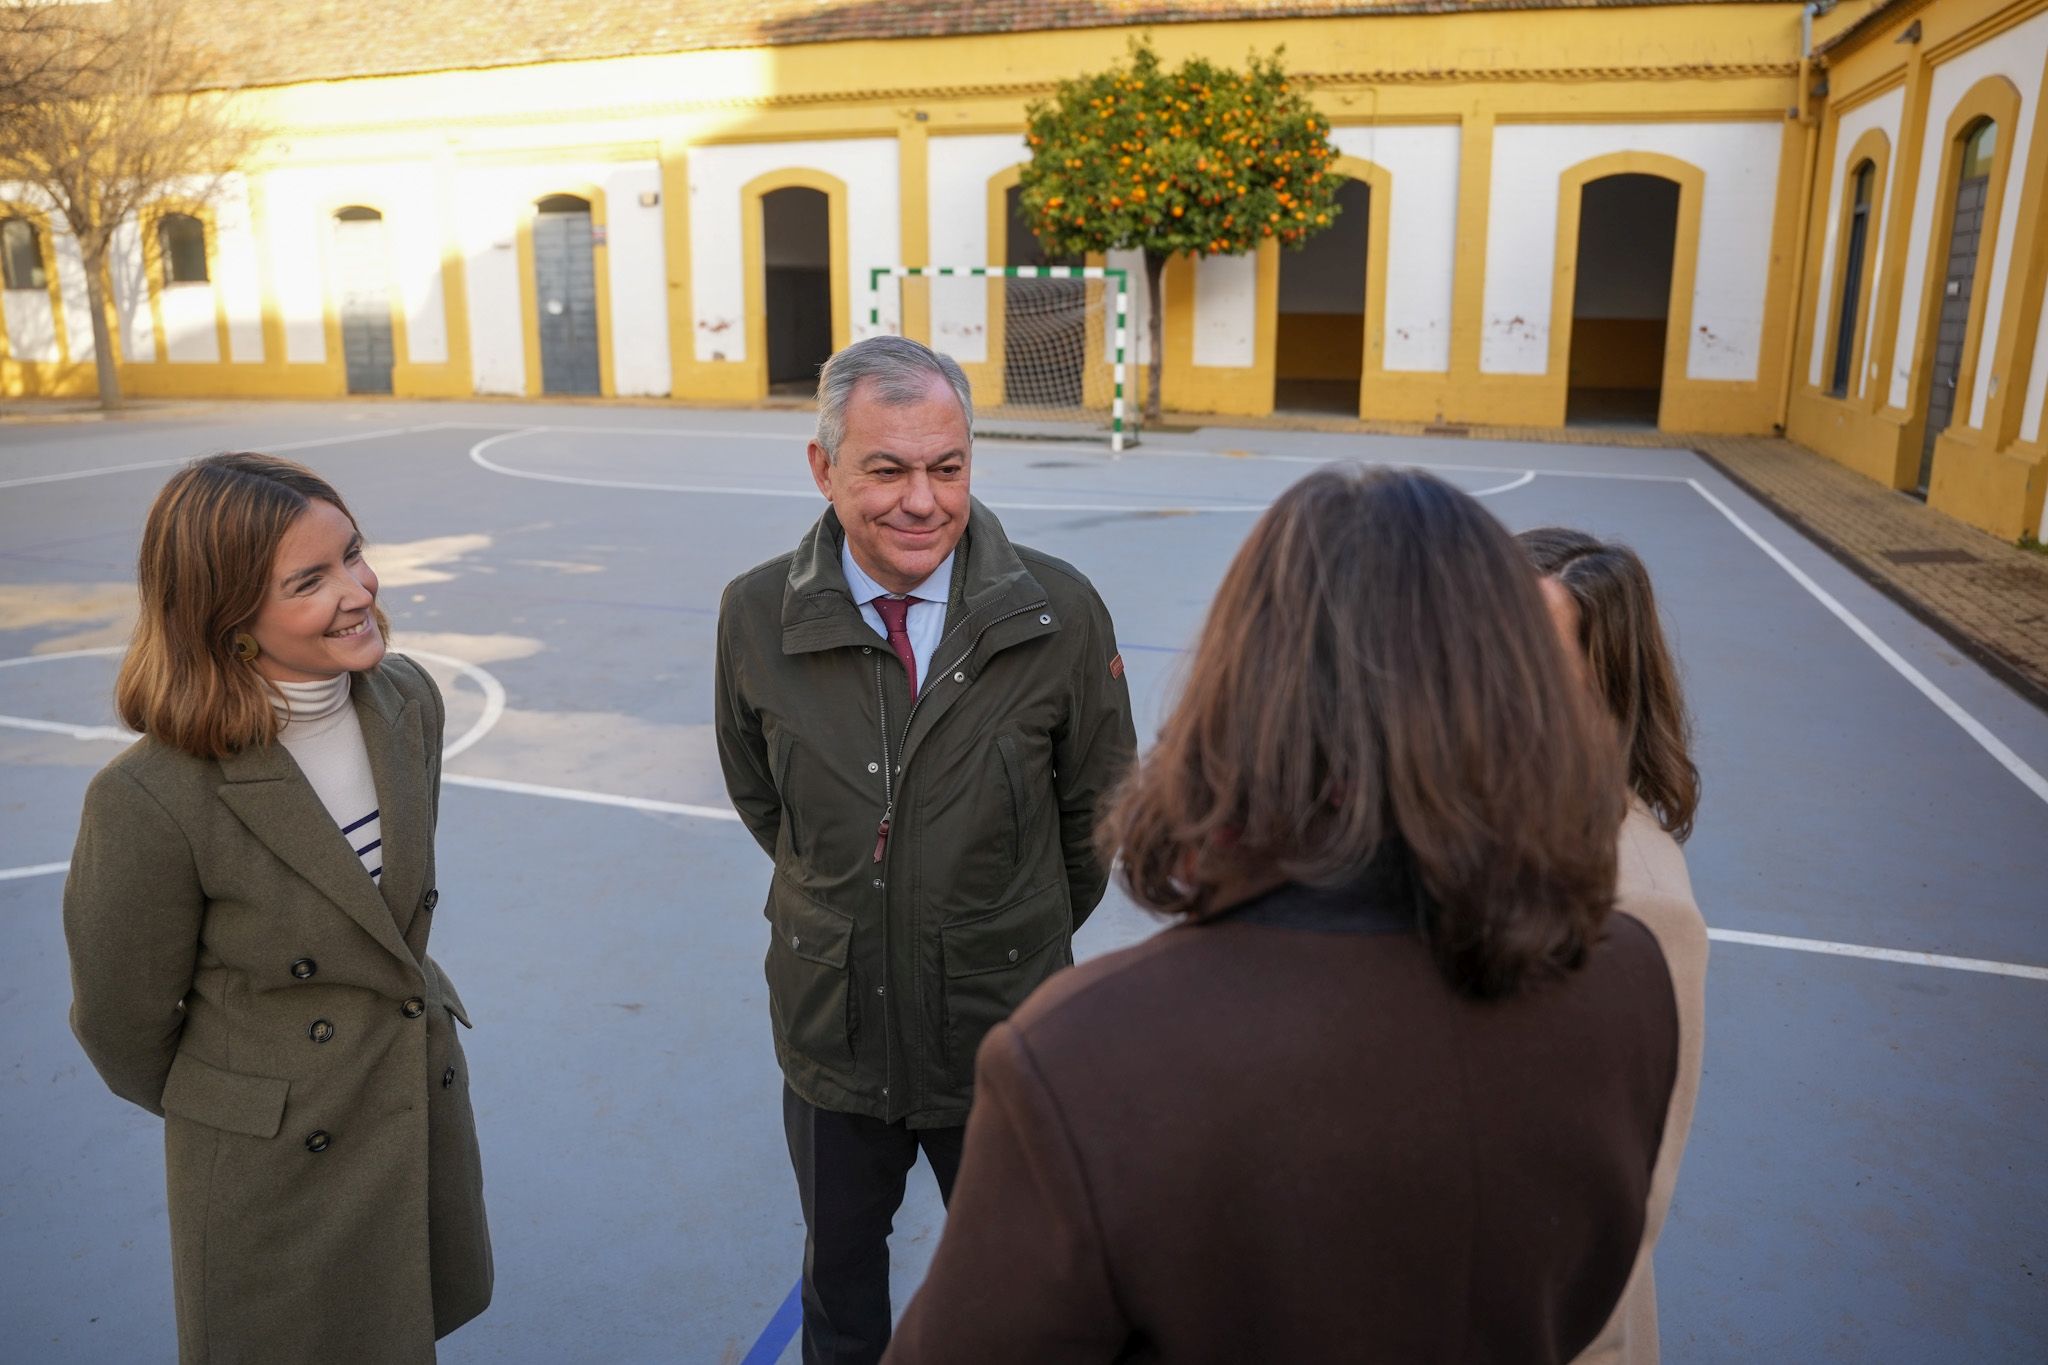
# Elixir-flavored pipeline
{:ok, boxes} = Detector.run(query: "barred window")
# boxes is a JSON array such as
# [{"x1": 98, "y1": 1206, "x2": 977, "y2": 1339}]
[
  {"x1": 158, "y1": 213, "x2": 209, "y2": 284},
  {"x1": 1, "y1": 218, "x2": 46, "y2": 291}
]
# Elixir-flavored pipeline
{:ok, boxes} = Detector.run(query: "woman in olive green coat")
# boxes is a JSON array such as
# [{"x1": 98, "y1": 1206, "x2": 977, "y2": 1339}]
[{"x1": 63, "y1": 453, "x2": 491, "y2": 1364}]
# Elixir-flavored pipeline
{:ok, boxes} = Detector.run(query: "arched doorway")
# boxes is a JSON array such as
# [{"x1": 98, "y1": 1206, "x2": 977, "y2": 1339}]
[
  {"x1": 1918, "y1": 118, "x2": 1997, "y2": 493},
  {"x1": 1275, "y1": 176, "x2": 1371, "y2": 415},
  {"x1": 1566, "y1": 174, "x2": 1680, "y2": 427},
  {"x1": 762, "y1": 185, "x2": 832, "y2": 395},
  {"x1": 332, "y1": 207, "x2": 394, "y2": 395},
  {"x1": 1001, "y1": 183, "x2": 1086, "y2": 412},
  {"x1": 1829, "y1": 161, "x2": 1877, "y2": 399},
  {"x1": 532, "y1": 194, "x2": 601, "y2": 395}
]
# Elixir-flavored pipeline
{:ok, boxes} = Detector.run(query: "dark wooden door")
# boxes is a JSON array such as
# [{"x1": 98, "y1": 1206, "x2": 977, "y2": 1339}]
[
  {"x1": 534, "y1": 206, "x2": 601, "y2": 396},
  {"x1": 1920, "y1": 158, "x2": 1990, "y2": 491}
]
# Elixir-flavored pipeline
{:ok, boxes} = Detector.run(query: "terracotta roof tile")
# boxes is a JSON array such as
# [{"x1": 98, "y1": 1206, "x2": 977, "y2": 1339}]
[{"x1": 143, "y1": 0, "x2": 1781, "y2": 89}]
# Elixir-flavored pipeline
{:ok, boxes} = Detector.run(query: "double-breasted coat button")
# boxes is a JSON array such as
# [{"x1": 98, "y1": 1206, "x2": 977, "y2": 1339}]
[
  {"x1": 442, "y1": 1067, "x2": 456, "y2": 1089},
  {"x1": 305, "y1": 1130, "x2": 331, "y2": 1153},
  {"x1": 402, "y1": 998, "x2": 425, "y2": 1018},
  {"x1": 423, "y1": 888, "x2": 439, "y2": 912},
  {"x1": 308, "y1": 1019, "x2": 335, "y2": 1044},
  {"x1": 290, "y1": 958, "x2": 317, "y2": 980}
]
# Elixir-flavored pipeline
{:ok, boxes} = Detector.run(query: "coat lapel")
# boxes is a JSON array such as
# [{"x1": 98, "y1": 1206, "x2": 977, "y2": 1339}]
[
  {"x1": 353, "y1": 668, "x2": 428, "y2": 940},
  {"x1": 215, "y1": 673, "x2": 419, "y2": 967}
]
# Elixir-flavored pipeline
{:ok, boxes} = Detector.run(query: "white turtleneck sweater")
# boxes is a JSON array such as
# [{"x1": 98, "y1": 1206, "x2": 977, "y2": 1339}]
[{"x1": 270, "y1": 674, "x2": 384, "y2": 883}]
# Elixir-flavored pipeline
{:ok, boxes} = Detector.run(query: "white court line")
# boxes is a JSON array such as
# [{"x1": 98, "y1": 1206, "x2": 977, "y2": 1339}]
[
  {"x1": 1708, "y1": 928, "x2": 2048, "y2": 982},
  {"x1": 1, "y1": 862, "x2": 70, "y2": 882},
  {"x1": 1686, "y1": 478, "x2": 2048, "y2": 809},
  {"x1": 468, "y1": 429, "x2": 1533, "y2": 510},
  {"x1": 442, "y1": 772, "x2": 742, "y2": 822},
  {"x1": 0, "y1": 645, "x2": 508, "y2": 760},
  {"x1": 0, "y1": 423, "x2": 447, "y2": 489}
]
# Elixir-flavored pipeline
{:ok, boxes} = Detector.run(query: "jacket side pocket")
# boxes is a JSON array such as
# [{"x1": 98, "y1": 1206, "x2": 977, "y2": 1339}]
[
  {"x1": 765, "y1": 874, "x2": 857, "y2": 1077},
  {"x1": 158, "y1": 1052, "x2": 290, "y2": 1139}
]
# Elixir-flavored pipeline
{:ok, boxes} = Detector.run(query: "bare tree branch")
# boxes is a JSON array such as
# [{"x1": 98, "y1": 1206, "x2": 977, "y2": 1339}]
[{"x1": 0, "y1": 0, "x2": 269, "y2": 408}]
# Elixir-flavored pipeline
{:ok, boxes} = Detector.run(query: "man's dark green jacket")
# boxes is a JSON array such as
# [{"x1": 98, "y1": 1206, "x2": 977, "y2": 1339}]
[{"x1": 715, "y1": 499, "x2": 1137, "y2": 1128}]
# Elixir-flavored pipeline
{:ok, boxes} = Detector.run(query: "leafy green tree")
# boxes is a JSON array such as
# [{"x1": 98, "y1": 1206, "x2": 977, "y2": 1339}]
[{"x1": 1021, "y1": 40, "x2": 1341, "y2": 422}]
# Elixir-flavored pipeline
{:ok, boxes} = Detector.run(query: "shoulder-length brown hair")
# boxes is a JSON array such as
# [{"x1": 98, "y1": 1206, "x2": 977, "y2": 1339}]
[
  {"x1": 1518, "y1": 527, "x2": 1700, "y2": 842},
  {"x1": 116, "y1": 452, "x2": 389, "y2": 760},
  {"x1": 1101, "y1": 466, "x2": 1626, "y2": 999}
]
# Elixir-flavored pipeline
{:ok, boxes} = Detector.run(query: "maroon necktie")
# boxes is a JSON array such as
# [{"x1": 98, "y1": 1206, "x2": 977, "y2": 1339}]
[{"x1": 872, "y1": 595, "x2": 921, "y2": 697}]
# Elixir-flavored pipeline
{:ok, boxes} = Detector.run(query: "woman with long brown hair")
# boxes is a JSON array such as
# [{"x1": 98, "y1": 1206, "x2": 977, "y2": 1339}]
[
  {"x1": 886, "y1": 467, "x2": 1682, "y2": 1364},
  {"x1": 1521, "y1": 526, "x2": 1709, "y2": 1365},
  {"x1": 64, "y1": 452, "x2": 491, "y2": 1363}
]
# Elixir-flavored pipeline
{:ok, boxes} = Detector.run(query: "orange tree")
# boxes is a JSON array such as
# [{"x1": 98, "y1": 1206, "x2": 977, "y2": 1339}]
[{"x1": 1020, "y1": 40, "x2": 1340, "y2": 422}]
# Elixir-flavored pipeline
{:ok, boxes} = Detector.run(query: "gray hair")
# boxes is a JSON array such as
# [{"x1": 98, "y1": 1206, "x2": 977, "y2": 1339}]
[{"x1": 814, "y1": 335, "x2": 974, "y2": 463}]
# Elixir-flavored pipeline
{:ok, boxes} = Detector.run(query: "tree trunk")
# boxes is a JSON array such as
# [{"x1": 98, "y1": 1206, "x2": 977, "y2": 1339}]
[
  {"x1": 81, "y1": 248, "x2": 123, "y2": 411},
  {"x1": 1143, "y1": 248, "x2": 1168, "y2": 425}
]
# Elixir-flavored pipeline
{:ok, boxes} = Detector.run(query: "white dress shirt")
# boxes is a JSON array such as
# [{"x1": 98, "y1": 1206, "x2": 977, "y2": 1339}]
[{"x1": 842, "y1": 539, "x2": 954, "y2": 694}]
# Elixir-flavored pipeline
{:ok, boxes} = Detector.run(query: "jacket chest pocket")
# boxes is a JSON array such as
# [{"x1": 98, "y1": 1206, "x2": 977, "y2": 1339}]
[
  {"x1": 940, "y1": 881, "x2": 1071, "y2": 1069},
  {"x1": 765, "y1": 875, "x2": 858, "y2": 1077}
]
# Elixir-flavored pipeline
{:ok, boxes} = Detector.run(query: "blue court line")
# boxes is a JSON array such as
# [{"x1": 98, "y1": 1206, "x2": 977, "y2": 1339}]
[{"x1": 739, "y1": 1278, "x2": 803, "y2": 1365}]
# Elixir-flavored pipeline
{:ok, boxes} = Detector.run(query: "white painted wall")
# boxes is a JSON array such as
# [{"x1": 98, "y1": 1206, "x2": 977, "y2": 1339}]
[
  {"x1": 927, "y1": 134, "x2": 1029, "y2": 364},
  {"x1": 1481, "y1": 122, "x2": 1783, "y2": 380},
  {"x1": 688, "y1": 139, "x2": 900, "y2": 365},
  {"x1": 1808, "y1": 88, "x2": 1904, "y2": 392},
  {"x1": 1972, "y1": 12, "x2": 2044, "y2": 428},
  {"x1": 1, "y1": 282, "x2": 59, "y2": 361},
  {"x1": 214, "y1": 176, "x2": 264, "y2": 362},
  {"x1": 53, "y1": 222, "x2": 94, "y2": 364},
  {"x1": 1193, "y1": 252, "x2": 1258, "y2": 367},
  {"x1": 109, "y1": 216, "x2": 154, "y2": 364},
  {"x1": 1330, "y1": 124, "x2": 1460, "y2": 372},
  {"x1": 453, "y1": 159, "x2": 669, "y2": 395}
]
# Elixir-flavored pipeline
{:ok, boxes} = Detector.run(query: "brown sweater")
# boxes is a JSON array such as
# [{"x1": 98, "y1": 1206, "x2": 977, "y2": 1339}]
[{"x1": 887, "y1": 867, "x2": 1679, "y2": 1365}]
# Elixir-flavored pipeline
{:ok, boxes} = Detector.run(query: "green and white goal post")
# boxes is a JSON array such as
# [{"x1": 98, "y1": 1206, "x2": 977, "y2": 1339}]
[{"x1": 867, "y1": 265, "x2": 1133, "y2": 454}]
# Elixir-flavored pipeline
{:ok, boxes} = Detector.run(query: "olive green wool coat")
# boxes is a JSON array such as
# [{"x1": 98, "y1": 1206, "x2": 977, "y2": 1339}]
[
  {"x1": 716, "y1": 500, "x2": 1137, "y2": 1129},
  {"x1": 63, "y1": 655, "x2": 491, "y2": 1364}
]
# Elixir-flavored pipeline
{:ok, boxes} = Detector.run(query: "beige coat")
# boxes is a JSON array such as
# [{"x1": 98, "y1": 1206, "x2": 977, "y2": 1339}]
[
  {"x1": 1575, "y1": 798, "x2": 1710, "y2": 1365},
  {"x1": 63, "y1": 656, "x2": 491, "y2": 1364}
]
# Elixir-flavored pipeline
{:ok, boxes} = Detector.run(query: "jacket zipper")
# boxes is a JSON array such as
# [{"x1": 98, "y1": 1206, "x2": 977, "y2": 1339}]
[{"x1": 869, "y1": 599, "x2": 1046, "y2": 1117}]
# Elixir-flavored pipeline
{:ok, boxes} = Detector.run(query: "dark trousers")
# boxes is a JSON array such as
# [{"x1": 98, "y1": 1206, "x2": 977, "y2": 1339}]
[{"x1": 783, "y1": 1083, "x2": 965, "y2": 1365}]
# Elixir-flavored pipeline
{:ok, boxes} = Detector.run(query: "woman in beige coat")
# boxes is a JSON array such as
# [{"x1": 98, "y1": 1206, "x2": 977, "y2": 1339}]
[
  {"x1": 64, "y1": 453, "x2": 491, "y2": 1363},
  {"x1": 1523, "y1": 527, "x2": 1709, "y2": 1365}
]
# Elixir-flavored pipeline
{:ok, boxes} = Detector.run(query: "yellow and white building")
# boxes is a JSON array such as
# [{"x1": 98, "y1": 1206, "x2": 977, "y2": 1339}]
[{"x1": 2, "y1": 0, "x2": 2045, "y2": 539}]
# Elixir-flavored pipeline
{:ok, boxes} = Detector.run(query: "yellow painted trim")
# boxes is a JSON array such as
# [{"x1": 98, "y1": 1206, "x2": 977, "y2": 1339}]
[
  {"x1": 1860, "y1": 41, "x2": 1934, "y2": 486},
  {"x1": 1817, "y1": 127, "x2": 1892, "y2": 403},
  {"x1": 740, "y1": 165, "x2": 850, "y2": 401},
  {"x1": 977, "y1": 162, "x2": 1025, "y2": 406},
  {"x1": 517, "y1": 185, "x2": 616, "y2": 399},
  {"x1": 660, "y1": 139, "x2": 696, "y2": 399},
  {"x1": 1448, "y1": 103, "x2": 1495, "y2": 399},
  {"x1": 247, "y1": 176, "x2": 288, "y2": 371},
  {"x1": 898, "y1": 117, "x2": 932, "y2": 345},
  {"x1": 431, "y1": 152, "x2": 475, "y2": 398},
  {"x1": 1905, "y1": 75, "x2": 2021, "y2": 482},
  {"x1": 1547, "y1": 151, "x2": 1705, "y2": 431},
  {"x1": 1328, "y1": 155, "x2": 1394, "y2": 419},
  {"x1": 0, "y1": 199, "x2": 82, "y2": 395},
  {"x1": 141, "y1": 200, "x2": 233, "y2": 366}
]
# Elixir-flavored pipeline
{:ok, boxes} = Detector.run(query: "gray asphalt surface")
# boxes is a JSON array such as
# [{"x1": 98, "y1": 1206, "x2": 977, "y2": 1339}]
[{"x1": 3, "y1": 402, "x2": 2044, "y2": 1363}]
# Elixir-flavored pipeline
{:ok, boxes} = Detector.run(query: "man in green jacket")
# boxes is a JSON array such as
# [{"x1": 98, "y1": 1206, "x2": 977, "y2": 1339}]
[{"x1": 715, "y1": 335, "x2": 1137, "y2": 1364}]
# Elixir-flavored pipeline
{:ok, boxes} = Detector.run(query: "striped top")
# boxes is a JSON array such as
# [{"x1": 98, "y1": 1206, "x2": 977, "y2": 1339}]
[{"x1": 270, "y1": 674, "x2": 384, "y2": 882}]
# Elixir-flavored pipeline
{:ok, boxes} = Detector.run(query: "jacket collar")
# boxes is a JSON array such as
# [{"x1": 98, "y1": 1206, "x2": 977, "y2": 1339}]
[
  {"x1": 215, "y1": 665, "x2": 424, "y2": 967},
  {"x1": 1206, "y1": 841, "x2": 1425, "y2": 937},
  {"x1": 780, "y1": 497, "x2": 1045, "y2": 657}
]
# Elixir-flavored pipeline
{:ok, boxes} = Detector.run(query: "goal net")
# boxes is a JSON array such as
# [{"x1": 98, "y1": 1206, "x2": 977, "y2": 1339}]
[{"x1": 868, "y1": 266, "x2": 1133, "y2": 452}]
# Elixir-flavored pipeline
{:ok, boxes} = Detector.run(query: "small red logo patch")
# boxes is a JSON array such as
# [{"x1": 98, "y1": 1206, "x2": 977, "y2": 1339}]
[{"x1": 1109, "y1": 652, "x2": 1125, "y2": 680}]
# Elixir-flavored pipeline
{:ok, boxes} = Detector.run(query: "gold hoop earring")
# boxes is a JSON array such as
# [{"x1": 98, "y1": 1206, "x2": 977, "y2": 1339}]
[{"x1": 232, "y1": 632, "x2": 261, "y2": 663}]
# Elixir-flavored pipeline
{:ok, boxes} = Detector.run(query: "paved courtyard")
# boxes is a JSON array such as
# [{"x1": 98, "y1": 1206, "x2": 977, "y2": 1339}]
[{"x1": 3, "y1": 402, "x2": 2045, "y2": 1362}]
